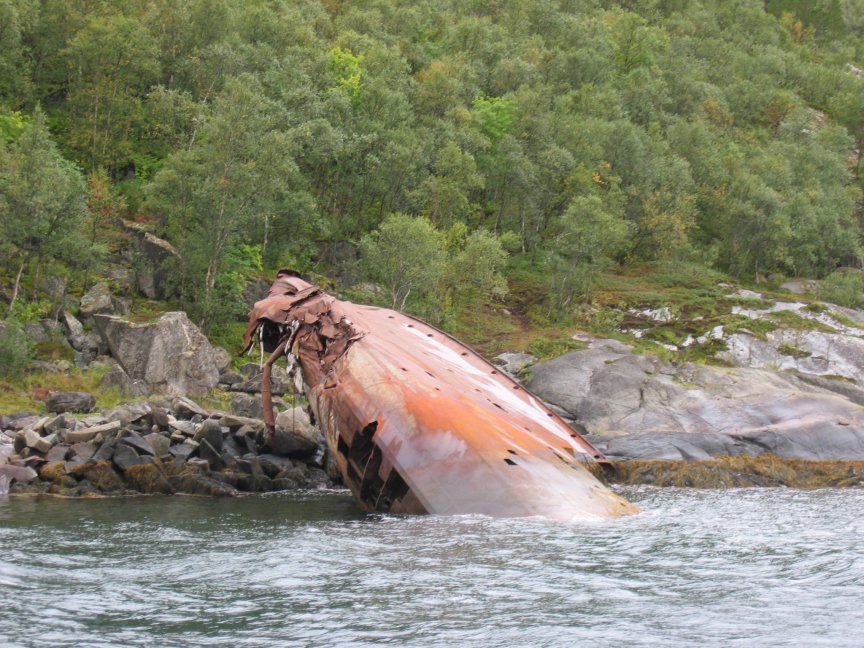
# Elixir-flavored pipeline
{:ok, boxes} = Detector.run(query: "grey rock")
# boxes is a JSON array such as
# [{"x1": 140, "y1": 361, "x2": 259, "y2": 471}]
[
  {"x1": 44, "y1": 413, "x2": 77, "y2": 435},
  {"x1": 70, "y1": 442, "x2": 97, "y2": 462},
  {"x1": 23, "y1": 322, "x2": 52, "y2": 344},
  {"x1": 168, "y1": 473, "x2": 238, "y2": 497},
  {"x1": 193, "y1": 419, "x2": 223, "y2": 451},
  {"x1": 528, "y1": 342, "x2": 864, "y2": 461},
  {"x1": 169, "y1": 444, "x2": 194, "y2": 460},
  {"x1": 6, "y1": 414, "x2": 40, "y2": 431},
  {"x1": 229, "y1": 393, "x2": 275, "y2": 420},
  {"x1": 99, "y1": 362, "x2": 150, "y2": 398},
  {"x1": 113, "y1": 444, "x2": 145, "y2": 471},
  {"x1": 212, "y1": 347, "x2": 232, "y2": 373},
  {"x1": 65, "y1": 421, "x2": 121, "y2": 444},
  {"x1": 219, "y1": 414, "x2": 264, "y2": 432},
  {"x1": 258, "y1": 454, "x2": 294, "y2": 478},
  {"x1": 94, "y1": 313, "x2": 220, "y2": 397},
  {"x1": 133, "y1": 231, "x2": 180, "y2": 300},
  {"x1": 168, "y1": 419, "x2": 196, "y2": 436},
  {"x1": 144, "y1": 432, "x2": 170, "y2": 457},
  {"x1": 172, "y1": 396, "x2": 208, "y2": 419},
  {"x1": 198, "y1": 439, "x2": 224, "y2": 470},
  {"x1": 239, "y1": 363, "x2": 262, "y2": 379},
  {"x1": 23, "y1": 429, "x2": 46, "y2": 452},
  {"x1": 102, "y1": 402, "x2": 151, "y2": 426},
  {"x1": 219, "y1": 372, "x2": 245, "y2": 386},
  {"x1": 145, "y1": 407, "x2": 170, "y2": 430},
  {"x1": 61, "y1": 311, "x2": 93, "y2": 353},
  {"x1": 492, "y1": 352, "x2": 537, "y2": 377},
  {"x1": 92, "y1": 439, "x2": 117, "y2": 463},
  {"x1": 0, "y1": 464, "x2": 37, "y2": 484},
  {"x1": 45, "y1": 444, "x2": 70, "y2": 462},
  {"x1": 119, "y1": 432, "x2": 155, "y2": 456},
  {"x1": 46, "y1": 392, "x2": 95, "y2": 414},
  {"x1": 79, "y1": 282, "x2": 122, "y2": 322},
  {"x1": 271, "y1": 408, "x2": 321, "y2": 457}
]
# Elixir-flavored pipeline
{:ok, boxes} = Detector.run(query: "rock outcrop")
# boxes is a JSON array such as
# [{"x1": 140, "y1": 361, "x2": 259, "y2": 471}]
[
  {"x1": 95, "y1": 312, "x2": 220, "y2": 396},
  {"x1": 527, "y1": 337, "x2": 864, "y2": 461}
]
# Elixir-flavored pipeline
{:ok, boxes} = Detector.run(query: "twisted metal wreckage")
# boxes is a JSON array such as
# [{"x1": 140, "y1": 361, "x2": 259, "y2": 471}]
[{"x1": 243, "y1": 271, "x2": 637, "y2": 521}]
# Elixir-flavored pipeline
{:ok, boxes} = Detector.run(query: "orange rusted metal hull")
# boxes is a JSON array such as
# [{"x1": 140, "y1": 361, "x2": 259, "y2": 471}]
[{"x1": 245, "y1": 273, "x2": 637, "y2": 521}]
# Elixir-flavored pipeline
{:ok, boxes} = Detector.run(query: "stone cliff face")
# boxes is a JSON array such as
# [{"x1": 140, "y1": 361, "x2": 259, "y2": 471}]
[
  {"x1": 528, "y1": 337, "x2": 864, "y2": 461},
  {"x1": 526, "y1": 288, "x2": 864, "y2": 462}
]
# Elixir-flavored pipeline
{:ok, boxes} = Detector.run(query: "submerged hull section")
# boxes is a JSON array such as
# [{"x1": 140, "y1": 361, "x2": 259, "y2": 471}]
[{"x1": 245, "y1": 273, "x2": 637, "y2": 521}]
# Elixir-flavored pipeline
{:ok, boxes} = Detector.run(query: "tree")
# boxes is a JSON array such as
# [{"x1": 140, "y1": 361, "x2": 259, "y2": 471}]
[
  {"x1": 546, "y1": 195, "x2": 631, "y2": 315},
  {"x1": 359, "y1": 213, "x2": 446, "y2": 311},
  {"x1": 444, "y1": 225, "x2": 509, "y2": 308},
  {"x1": 61, "y1": 14, "x2": 161, "y2": 170},
  {"x1": 0, "y1": 110, "x2": 89, "y2": 313},
  {"x1": 147, "y1": 76, "x2": 313, "y2": 329}
]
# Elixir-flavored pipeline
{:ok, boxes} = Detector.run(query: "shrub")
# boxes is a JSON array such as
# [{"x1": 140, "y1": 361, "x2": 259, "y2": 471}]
[
  {"x1": 817, "y1": 270, "x2": 864, "y2": 309},
  {"x1": 0, "y1": 321, "x2": 34, "y2": 378}
]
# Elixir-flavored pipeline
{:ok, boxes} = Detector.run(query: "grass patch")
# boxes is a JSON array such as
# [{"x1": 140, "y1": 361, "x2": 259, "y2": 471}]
[
  {"x1": 0, "y1": 365, "x2": 124, "y2": 414},
  {"x1": 777, "y1": 343, "x2": 811, "y2": 359},
  {"x1": 768, "y1": 309, "x2": 835, "y2": 333},
  {"x1": 526, "y1": 334, "x2": 587, "y2": 360}
]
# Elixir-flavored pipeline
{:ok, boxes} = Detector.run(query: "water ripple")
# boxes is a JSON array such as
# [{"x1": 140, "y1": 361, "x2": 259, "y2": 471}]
[{"x1": 1, "y1": 488, "x2": 863, "y2": 647}]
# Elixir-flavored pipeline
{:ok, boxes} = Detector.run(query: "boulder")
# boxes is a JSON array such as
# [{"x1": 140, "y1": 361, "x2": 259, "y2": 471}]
[
  {"x1": 212, "y1": 347, "x2": 232, "y2": 373},
  {"x1": 219, "y1": 372, "x2": 245, "y2": 387},
  {"x1": 99, "y1": 361, "x2": 149, "y2": 398},
  {"x1": 271, "y1": 407, "x2": 321, "y2": 457},
  {"x1": 65, "y1": 420, "x2": 120, "y2": 444},
  {"x1": 113, "y1": 444, "x2": 145, "y2": 471},
  {"x1": 61, "y1": 311, "x2": 93, "y2": 353},
  {"x1": 79, "y1": 282, "x2": 126, "y2": 322},
  {"x1": 95, "y1": 312, "x2": 220, "y2": 396},
  {"x1": 219, "y1": 414, "x2": 264, "y2": 432},
  {"x1": 229, "y1": 393, "x2": 282, "y2": 420},
  {"x1": 492, "y1": 352, "x2": 537, "y2": 377},
  {"x1": 70, "y1": 461, "x2": 124, "y2": 492},
  {"x1": 528, "y1": 337, "x2": 864, "y2": 461},
  {"x1": 172, "y1": 396, "x2": 208, "y2": 419},
  {"x1": 133, "y1": 231, "x2": 180, "y2": 300},
  {"x1": 193, "y1": 419, "x2": 223, "y2": 452},
  {"x1": 119, "y1": 431, "x2": 155, "y2": 456},
  {"x1": 44, "y1": 413, "x2": 77, "y2": 435},
  {"x1": 46, "y1": 392, "x2": 95, "y2": 414},
  {"x1": 144, "y1": 432, "x2": 170, "y2": 458},
  {"x1": 168, "y1": 471, "x2": 239, "y2": 496},
  {"x1": 103, "y1": 403, "x2": 150, "y2": 426}
]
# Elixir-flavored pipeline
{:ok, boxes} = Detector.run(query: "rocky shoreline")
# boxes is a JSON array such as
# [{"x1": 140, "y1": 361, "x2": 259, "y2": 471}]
[{"x1": 0, "y1": 393, "x2": 335, "y2": 498}]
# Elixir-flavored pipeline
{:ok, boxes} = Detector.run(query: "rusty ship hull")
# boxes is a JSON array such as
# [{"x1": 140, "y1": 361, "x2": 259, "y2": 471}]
[{"x1": 245, "y1": 273, "x2": 637, "y2": 521}]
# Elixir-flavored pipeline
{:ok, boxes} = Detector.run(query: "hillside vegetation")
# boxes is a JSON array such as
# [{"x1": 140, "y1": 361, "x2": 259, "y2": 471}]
[{"x1": 1, "y1": 0, "x2": 864, "y2": 347}]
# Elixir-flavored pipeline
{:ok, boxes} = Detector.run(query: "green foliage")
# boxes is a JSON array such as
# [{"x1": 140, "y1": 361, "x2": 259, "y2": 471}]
[
  {"x1": 359, "y1": 213, "x2": 446, "y2": 312},
  {"x1": 818, "y1": 269, "x2": 864, "y2": 308},
  {"x1": 0, "y1": 109, "x2": 95, "y2": 303},
  {"x1": 527, "y1": 334, "x2": 586, "y2": 361},
  {"x1": 328, "y1": 46, "x2": 364, "y2": 100},
  {"x1": 0, "y1": 320, "x2": 33, "y2": 378},
  {"x1": 2, "y1": 0, "x2": 864, "y2": 333},
  {"x1": 445, "y1": 227, "x2": 509, "y2": 306},
  {"x1": 547, "y1": 195, "x2": 631, "y2": 316},
  {"x1": 0, "y1": 111, "x2": 28, "y2": 143}
]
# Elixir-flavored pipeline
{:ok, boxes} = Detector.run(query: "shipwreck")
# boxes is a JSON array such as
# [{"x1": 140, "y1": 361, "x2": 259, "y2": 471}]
[{"x1": 243, "y1": 271, "x2": 637, "y2": 521}]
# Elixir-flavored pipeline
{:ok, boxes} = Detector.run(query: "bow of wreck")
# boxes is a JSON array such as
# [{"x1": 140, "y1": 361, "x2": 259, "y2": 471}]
[{"x1": 244, "y1": 272, "x2": 638, "y2": 521}]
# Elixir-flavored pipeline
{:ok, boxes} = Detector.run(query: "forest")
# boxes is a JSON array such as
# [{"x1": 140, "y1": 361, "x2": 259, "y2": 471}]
[{"x1": 1, "y1": 0, "x2": 863, "y2": 341}]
